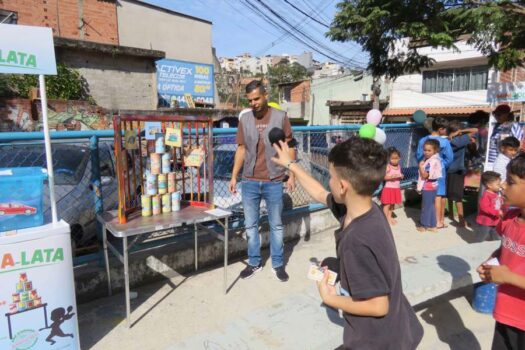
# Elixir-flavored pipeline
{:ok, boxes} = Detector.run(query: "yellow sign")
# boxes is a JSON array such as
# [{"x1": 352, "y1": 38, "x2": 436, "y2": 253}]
[
  {"x1": 165, "y1": 127, "x2": 182, "y2": 147},
  {"x1": 124, "y1": 130, "x2": 138, "y2": 150},
  {"x1": 184, "y1": 147, "x2": 205, "y2": 167}
]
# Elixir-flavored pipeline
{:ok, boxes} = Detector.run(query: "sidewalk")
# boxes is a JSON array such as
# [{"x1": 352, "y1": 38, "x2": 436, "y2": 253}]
[{"x1": 78, "y1": 207, "x2": 497, "y2": 349}]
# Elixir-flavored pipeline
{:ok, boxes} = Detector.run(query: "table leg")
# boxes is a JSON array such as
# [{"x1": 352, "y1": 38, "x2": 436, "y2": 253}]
[
  {"x1": 7, "y1": 314, "x2": 12, "y2": 340},
  {"x1": 43, "y1": 304, "x2": 49, "y2": 328},
  {"x1": 102, "y1": 225, "x2": 112, "y2": 296},
  {"x1": 123, "y1": 236, "x2": 131, "y2": 328},
  {"x1": 224, "y1": 217, "x2": 228, "y2": 294},
  {"x1": 194, "y1": 223, "x2": 198, "y2": 271}
]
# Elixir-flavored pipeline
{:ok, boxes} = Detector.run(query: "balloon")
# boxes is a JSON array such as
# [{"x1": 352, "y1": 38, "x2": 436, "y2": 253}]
[
  {"x1": 366, "y1": 109, "x2": 382, "y2": 126},
  {"x1": 268, "y1": 102, "x2": 282, "y2": 110},
  {"x1": 359, "y1": 124, "x2": 376, "y2": 139},
  {"x1": 423, "y1": 117, "x2": 434, "y2": 132},
  {"x1": 413, "y1": 109, "x2": 427, "y2": 124},
  {"x1": 373, "y1": 127, "x2": 387, "y2": 145}
]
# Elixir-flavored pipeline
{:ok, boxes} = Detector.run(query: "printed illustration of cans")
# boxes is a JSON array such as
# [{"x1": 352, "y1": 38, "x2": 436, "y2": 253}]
[
  {"x1": 20, "y1": 292, "x2": 29, "y2": 302},
  {"x1": 16, "y1": 282, "x2": 23, "y2": 293},
  {"x1": 141, "y1": 195, "x2": 152, "y2": 217},
  {"x1": 168, "y1": 172, "x2": 176, "y2": 193},
  {"x1": 162, "y1": 153, "x2": 171, "y2": 174},
  {"x1": 19, "y1": 273, "x2": 27, "y2": 282},
  {"x1": 158, "y1": 174, "x2": 167, "y2": 194},
  {"x1": 155, "y1": 133, "x2": 165, "y2": 153},
  {"x1": 30, "y1": 290, "x2": 38, "y2": 300},
  {"x1": 27, "y1": 300, "x2": 34, "y2": 309},
  {"x1": 12, "y1": 293, "x2": 20, "y2": 303},
  {"x1": 171, "y1": 191, "x2": 181, "y2": 212},
  {"x1": 162, "y1": 193, "x2": 171, "y2": 213},
  {"x1": 33, "y1": 297, "x2": 42, "y2": 307},
  {"x1": 152, "y1": 195, "x2": 161, "y2": 215},
  {"x1": 17, "y1": 301, "x2": 27, "y2": 311},
  {"x1": 150, "y1": 153, "x2": 161, "y2": 175},
  {"x1": 24, "y1": 281, "x2": 32, "y2": 291},
  {"x1": 146, "y1": 174, "x2": 157, "y2": 195},
  {"x1": 8, "y1": 304, "x2": 17, "y2": 314}
]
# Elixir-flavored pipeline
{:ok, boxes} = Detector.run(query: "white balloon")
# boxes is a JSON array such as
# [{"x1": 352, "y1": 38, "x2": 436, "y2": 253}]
[{"x1": 374, "y1": 127, "x2": 387, "y2": 145}]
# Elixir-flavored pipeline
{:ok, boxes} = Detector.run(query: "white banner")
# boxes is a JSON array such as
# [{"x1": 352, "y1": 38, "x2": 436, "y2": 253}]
[
  {"x1": 0, "y1": 24, "x2": 56, "y2": 75},
  {"x1": 487, "y1": 81, "x2": 525, "y2": 103},
  {"x1": 0, "y1": 226, "x2": 79, "y2": 349}
]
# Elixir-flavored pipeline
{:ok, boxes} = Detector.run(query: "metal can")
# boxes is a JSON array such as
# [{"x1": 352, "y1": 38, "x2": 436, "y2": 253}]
[
  {"x1": 162, "y1": 193, "x2": 171, "y2": 213},
  {"x1": 150, "y1": 153, "x2": 161, "y2": 175},
  {"x1": 141, "y1": 195, "x2": 152, "y2": 217},
  {"x1": 155, "y1": 133, "x2": 165, "y2": 153},
  {"x1": 19, "y1": 273, "x2": 27, "y2": 282},
  {"x1": 24, "y1": 281, "x2": 32, "y2": 291},
  {"x1": 33, "y1": 297, "x2": 42, "y2": 307},
  {"x1": 17, "y1": 301, "x2": 27, "y2": 311},
  {"x1": 171, "y1": 191, "x2": 181, "y2": 212},
  {"x1": 146, "y1": 174, "x2": 157, "y2": 195},
  {"x1": 8, "y1": 304, "x2": 17, "y2": 314},
  {"x1": 12, "y1": 293, "x2": 20, "y2": 303},
  {"x1": 168, "y1": 172, "x2": 176, "y2": 193},
  {"x1": 27, "y1": 300, "x2": 35, "y2": 309},
  {"x1": 16, "y1": 282, "x2": 23, "y2": 293},
  {"x1": 20, "y1": 292, "x2": 30, "y2": 302},
  {"x1": 152, "y1": 195, "x2": 161, "y2": 215},
  {"x1": 162, "y1": 153, "x2": 171, "y2": 174},
  {"x1": 30, "y1": 290, "x2": 38, "y2": 300},
  {"x1": 158, "y1": 174, "x2": 167, "y2": 194}
]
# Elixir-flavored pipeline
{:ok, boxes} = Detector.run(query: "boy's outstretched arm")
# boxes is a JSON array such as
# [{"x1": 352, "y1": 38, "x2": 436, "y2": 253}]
[
  {"x1": 271, "y1": 141, "x2": 329, "y2": 205},
  {"x1": 318, "y1": 271, "x2": 389, "y2": 317},
  {"x1": 483, "y1": 265, "x2": 525, "y2": 289}
]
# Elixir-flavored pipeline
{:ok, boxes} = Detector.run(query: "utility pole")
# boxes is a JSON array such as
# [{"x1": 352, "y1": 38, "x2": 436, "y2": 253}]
[{"x1": 371, "y1": 77, "x2": 381, "y2": 110}]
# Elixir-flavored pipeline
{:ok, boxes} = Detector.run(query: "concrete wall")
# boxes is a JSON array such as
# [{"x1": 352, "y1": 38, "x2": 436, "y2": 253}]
[
  {"x1": 117, "y1": 0, "x2": 213, "y2": 64},
  {"x1": 1, "y1": 0, "x2": 118, "y2": 44},
  {"x1": 310, "y1": 74, "x2": 390, "y2": 125},
  {"x1": 57, "y1": 48, "x2": 157, "y2": 110}
]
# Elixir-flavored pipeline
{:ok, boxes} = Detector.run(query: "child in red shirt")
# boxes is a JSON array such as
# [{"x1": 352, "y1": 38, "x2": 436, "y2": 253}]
[
  {"x1": 476, "y1": 171, "x2": 502, "y2": 242},
  {"x1": 477, "y1": 154, "x2": 525, "y2": 349}
]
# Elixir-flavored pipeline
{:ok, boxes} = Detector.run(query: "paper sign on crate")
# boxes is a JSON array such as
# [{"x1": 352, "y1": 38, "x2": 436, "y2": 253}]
[
  {"x1": 144, "y1": 122, "x2": 162, "y2": 141},
  {"x1": 165, "y1": 127, "x2": 182, "y2": 147},
  {"x1": 124, "y1": 130, "x2": 138, "y2": 150},
  {"x1": 184, "y1": 147, "x2": 205, "y2": 167}
]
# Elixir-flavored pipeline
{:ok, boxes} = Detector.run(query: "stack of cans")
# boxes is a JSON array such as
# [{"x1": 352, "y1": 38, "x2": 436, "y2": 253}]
[{"x1": 9, "y1": 272, "x2": 42, "y2": 314}]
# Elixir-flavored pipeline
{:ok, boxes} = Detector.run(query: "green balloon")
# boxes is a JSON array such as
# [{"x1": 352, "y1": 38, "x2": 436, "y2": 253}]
[
  {"x1": 413, "y1": 110, "x2": 427, "y2": 124},
  {"x1": 359, "y1": 123, "x2": 376, "y2": 139}
]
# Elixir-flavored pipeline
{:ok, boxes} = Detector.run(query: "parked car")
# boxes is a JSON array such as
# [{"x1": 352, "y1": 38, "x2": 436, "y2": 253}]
[{"x1": 0, "y1": 141, "x2": 119, "y2": 254}]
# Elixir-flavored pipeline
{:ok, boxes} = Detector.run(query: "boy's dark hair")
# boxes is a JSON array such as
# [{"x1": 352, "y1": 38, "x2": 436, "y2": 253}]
[
  {"x1": 432, "y1": 117, "x2": 448, "y2": 132},
  {"x1": 387, "y1": 147, "x2": 400, "y2": 158},
  {"x1": 467, "y1": 110, "x2": 490, "y2": 126},
  {"x1": 500, "y1": 136, "x2": 520, "y2": 149},
  {"x1": 245, "y1": 80, "x2": 266, "y2": 94},
  {"x1": 481, "y1": 171, "x2": 501, "y2": 186},
  {"x1": 424, "y1": 138, "x2": 440, "y2": 152},
  {"x1": 507, "y1": 154, "x2": 525, "y2": 179},
  {"x1": 328, "y1": 136, "x2": 387, "y2": 196},
  {"x1": 447, "y1": 120, "x2": 461, "y2": 134}
]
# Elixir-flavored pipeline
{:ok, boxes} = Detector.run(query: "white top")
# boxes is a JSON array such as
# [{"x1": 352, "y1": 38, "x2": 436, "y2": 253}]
[{"x1": 493, "y1": 153, "x2": 511, "y2": 182}]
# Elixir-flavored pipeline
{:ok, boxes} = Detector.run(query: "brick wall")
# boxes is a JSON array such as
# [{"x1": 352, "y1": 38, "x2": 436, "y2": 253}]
[
  {"x1": 0, "y1": 0, "x2": 118, "y2": 44},
  {"x1": 499, "y1": 67, "x2": 525, "y2": 83},
  {"x1": 290, "y1": 81, "x2": 310, "y2": 103}
]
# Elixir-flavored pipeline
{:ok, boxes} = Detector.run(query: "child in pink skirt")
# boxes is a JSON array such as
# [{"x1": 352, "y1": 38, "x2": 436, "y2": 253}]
[{"x1": 381, "y1": 147, "x2": 404, "y2": 225}]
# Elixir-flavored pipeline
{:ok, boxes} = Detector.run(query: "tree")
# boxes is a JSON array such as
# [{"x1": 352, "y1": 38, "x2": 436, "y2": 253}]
[
  {"x1": 267, "y1": 62, "x2": 310, "y2": 101},
  {"x1": 327, "y1": 0, "x2": 525, "y2": 80}
]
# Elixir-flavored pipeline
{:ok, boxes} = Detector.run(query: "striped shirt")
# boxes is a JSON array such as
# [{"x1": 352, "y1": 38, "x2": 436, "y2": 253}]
[
  {"x1": 493, "y1": 153, "x2": 511, "y2": 182},
  {"x1": 487, "y1": 122, "x2": 523, "y2": 164}
]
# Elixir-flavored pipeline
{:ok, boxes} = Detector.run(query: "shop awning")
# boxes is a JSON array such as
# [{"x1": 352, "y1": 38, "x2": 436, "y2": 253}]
[{"x1": 383, "y1": 106, "x2": 492, "y2": 117}]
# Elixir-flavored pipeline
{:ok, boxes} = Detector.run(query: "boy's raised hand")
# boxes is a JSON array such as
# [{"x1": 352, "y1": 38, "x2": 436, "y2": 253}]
[
  {"x1": 482, "y1": 265, "x2": 512, "y2": 285},
  {"x1": 271, "y1": 140, "x2": 292, "y2": 167}
]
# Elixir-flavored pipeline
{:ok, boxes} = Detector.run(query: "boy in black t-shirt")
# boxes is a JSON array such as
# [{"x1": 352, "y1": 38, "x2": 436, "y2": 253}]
[{"x1": 271, "y1": 136, "x2": 423, "y2": 349}]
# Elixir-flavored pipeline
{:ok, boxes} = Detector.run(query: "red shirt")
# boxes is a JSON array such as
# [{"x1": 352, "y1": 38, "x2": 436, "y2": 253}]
[
  {"x1": 476, "y1": 191, "x2": 501, "y2": 227},
  {"x1": 493, "y1": 210, "x2": 525, "y2": 331}
]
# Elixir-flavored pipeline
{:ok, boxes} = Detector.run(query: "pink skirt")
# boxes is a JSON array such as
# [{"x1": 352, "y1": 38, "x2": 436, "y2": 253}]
[{"x1": 381, "y1": 187, "x2": 402, "y2": 205}]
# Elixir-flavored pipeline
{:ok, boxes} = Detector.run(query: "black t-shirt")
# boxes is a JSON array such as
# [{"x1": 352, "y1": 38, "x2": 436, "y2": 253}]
[{"x1": 327, "y1": 194, "x2": 423, "y2": 349}]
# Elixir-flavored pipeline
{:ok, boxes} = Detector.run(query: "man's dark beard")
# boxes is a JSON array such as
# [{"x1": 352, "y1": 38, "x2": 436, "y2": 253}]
[{"x1": 253, "y1": 104, "x2": 268, "y2": 119}]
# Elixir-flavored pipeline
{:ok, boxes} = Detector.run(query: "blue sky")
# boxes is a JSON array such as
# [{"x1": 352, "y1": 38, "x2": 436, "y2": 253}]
[{"x1": 142, "y1": 0, "x2": 368, "y2": 69}]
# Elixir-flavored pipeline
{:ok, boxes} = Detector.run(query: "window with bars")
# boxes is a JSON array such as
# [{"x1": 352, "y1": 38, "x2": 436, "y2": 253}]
[
  {"x1": 422, "y1": 66, "x2": 488, "y2": 93},
  {"x1": 0, "y1": 10, "x2": 17, "y2": 24}
]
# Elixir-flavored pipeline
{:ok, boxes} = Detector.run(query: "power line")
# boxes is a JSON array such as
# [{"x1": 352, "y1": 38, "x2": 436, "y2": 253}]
[{"x1": 282, "y1": 0, "x2": 330, "y2": 28}]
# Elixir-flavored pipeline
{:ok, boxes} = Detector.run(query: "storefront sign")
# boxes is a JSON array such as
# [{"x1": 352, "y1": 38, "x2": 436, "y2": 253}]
[
  {"x1": 156, "y1": 59, "x2": 214, "y2": 108},
  {"x1": 487, "y1": 81, "x2": 525, "y2": 103},
  {"x1": 0, "y1": 24, "x2": 57, "y2": 75}
]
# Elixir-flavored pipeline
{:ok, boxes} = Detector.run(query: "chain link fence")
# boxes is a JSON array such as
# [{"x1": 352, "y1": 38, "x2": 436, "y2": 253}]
[{"x1": 0, "y1": 125, "x2": 427, "y2": 256}]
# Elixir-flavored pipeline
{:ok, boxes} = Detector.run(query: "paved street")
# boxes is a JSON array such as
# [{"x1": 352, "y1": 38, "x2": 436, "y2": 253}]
[{"x1": 78, "y1": 207, "x2": 496, "y2": 349}]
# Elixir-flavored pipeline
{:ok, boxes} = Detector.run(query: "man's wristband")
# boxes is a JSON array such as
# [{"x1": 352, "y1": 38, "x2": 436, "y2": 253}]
[{"x1": 285, "y1": 160, "x2": 297, "y2": 170}]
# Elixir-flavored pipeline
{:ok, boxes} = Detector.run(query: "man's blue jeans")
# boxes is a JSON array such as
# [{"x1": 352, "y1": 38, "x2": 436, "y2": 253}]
[{"x1": 241, "y1": 180, "x2": 284, "y2": 268}]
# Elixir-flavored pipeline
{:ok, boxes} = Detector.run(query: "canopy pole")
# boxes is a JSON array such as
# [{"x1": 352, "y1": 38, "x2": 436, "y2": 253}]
[{"x1": 39, "y1": 74, "x2": 58, "y2": 223}]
